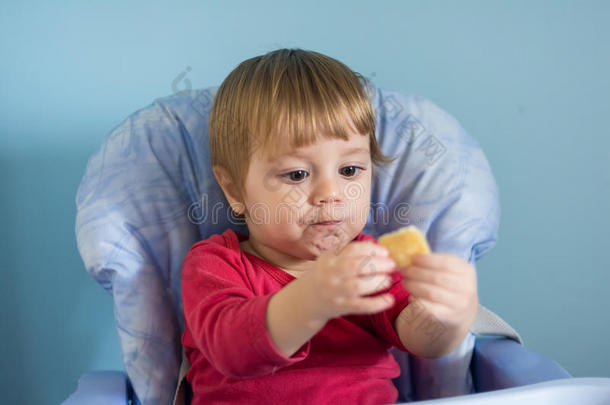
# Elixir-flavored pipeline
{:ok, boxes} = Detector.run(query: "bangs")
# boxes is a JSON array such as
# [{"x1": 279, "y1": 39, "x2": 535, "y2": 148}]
[{"x1": 241, "y1": 49, "x2": 376, "y2": 160}]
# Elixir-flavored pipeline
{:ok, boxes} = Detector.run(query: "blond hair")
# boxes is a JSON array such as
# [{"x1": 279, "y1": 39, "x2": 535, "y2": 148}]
[{"x1": 209, "y1": 48, "x2": 397, "y2": 201}]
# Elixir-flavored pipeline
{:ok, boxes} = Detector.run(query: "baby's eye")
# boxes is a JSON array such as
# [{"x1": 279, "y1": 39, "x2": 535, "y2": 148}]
[
  {"x1": 340, "y1": 166, "x2": 362, "y2": 177},
  {"x1": 282, "y1": 170, "x2": 309, "y2": 182}
]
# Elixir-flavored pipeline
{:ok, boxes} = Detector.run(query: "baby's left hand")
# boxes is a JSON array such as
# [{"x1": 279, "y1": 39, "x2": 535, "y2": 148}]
[{"x1": 399, "y1": 253, "x2": 478, "y2": 331}]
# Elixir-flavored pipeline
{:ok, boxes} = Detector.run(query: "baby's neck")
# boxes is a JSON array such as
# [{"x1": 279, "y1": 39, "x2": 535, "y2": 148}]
[{"x1": 240, "y1": 240, "x2": 311, "y2": 278}]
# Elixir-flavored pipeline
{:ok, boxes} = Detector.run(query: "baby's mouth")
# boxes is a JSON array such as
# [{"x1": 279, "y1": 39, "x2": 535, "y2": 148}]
[{"x1": 311, "y1": 220, "x2": 342, "y2": 229}]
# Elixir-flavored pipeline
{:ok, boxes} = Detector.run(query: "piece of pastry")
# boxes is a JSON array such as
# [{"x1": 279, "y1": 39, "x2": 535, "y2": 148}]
[{"x1": 378, "y1": 225, "x2": 431, "y2": 267}]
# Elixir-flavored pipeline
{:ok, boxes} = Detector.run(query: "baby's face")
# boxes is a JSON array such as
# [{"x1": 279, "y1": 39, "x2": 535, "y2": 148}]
[{"x1": 240, "y1": 130, "x2": 372, "y2": 265}]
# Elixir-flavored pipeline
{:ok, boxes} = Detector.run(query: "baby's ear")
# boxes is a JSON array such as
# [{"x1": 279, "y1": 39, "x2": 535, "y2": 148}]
[{"x1": 213, "y1": 166, "x2": 245, "y2": 215}]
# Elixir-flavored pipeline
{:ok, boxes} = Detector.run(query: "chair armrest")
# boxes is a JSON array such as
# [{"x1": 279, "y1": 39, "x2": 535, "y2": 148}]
[
  {"x1": 397, "y1": 378, "x2": 610, "y2": 405},
  {"x1": 62, "y1": 371, "x2": 130, "y2": 405},
  {"x1": 472, "y1": 336, "x2": 571, "y2": 392}
]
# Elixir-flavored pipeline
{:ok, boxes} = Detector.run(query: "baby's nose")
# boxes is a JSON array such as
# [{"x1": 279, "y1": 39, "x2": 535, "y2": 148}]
[{"x1": 312, "y1": 178, "x2": 341, "y2": 205}]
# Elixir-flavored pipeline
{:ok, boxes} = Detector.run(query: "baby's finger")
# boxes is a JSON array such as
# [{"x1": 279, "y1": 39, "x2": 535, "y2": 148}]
[
  {"x1": 353, "y1": 256, "x2": 397, "y2": 279},
  {"x1": 401, "y1": 265, "x2": 460, "y2": 290},
  {"x1": 345, "y1": 293, "x2": 395, "y2": 315},
  {"x1": 354, "y1": 274, "x2": 393, "y2": 296},
  {"x1": 402, "y1": 280, "x2": 459, "y2": 306},
  {"x1": 343, "y1": 241, "x2": 390, "y2": 260},
  {"x1": 412, "y1": 253, "x2": 462, "y2": 272}
]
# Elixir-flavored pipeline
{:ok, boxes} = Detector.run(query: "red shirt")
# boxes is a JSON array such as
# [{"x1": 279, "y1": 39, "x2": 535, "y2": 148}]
[{"x1": 181, "y1": 229, "x2": 412, "y2": 405}]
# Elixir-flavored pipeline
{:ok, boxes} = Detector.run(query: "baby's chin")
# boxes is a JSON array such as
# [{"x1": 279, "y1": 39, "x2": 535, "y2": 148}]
[
  {"x1": 281, "y1": 235, "x2": 338, "y2": 261},
  {"x1": 308, "y1": 233, "x2": 346, "y2": 256},
  {"x1": 319, "y1": 234, "x2": 341, "y2": 249},
  {"x1": 275, "y1": 225, "x2": 358, "y2": 259}
]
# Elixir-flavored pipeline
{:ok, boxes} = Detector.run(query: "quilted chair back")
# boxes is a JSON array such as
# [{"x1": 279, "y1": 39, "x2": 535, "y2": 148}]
[{"x1": 75, "y1": 84, "x2": 500, "y2": 404}]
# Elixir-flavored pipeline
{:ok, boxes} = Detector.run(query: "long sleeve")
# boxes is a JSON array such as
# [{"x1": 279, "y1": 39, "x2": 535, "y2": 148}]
[
  {"x1": 366, "y1": 270, "x2": 412, "y2": 353},
  {"x1": 181, "y1": 245, "x2": 310, "y2": 379}
]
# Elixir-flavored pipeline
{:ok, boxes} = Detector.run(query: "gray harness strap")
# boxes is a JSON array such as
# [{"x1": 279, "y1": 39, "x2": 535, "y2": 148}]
[
  {"x1": 172, "y1": 347, "x2": 191, "y2": 405},
  {"x1": 470, "y1": 304, "x2": 523, "y2": 345}
]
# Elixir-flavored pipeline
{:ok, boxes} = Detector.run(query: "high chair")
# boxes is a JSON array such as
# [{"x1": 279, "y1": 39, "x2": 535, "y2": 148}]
[{"x1": 64, "y1": 85, "x2": 609, "y2": 404}]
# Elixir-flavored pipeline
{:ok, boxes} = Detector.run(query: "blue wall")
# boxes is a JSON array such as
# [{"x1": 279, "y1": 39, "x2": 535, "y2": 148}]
[{"x1": 1, "y1": 1, "x2": 608, "y2": 403}]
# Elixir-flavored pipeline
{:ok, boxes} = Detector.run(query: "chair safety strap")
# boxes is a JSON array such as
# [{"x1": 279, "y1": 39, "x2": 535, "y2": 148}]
[
  {"x1": 172, "y1": 347, "x2": 191, "y2": 405},
  {"x1": 470, "y1": 304, "x2": 523, "y2": 345}
]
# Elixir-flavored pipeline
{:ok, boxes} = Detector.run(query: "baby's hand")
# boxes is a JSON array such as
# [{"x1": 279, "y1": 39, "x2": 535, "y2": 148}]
[
  {"x1": 302, "y1": 241, "x2": 397, "y2": 322},
  {"x1": 400, "y1": 253, "x2": 478, "y2": 331}
]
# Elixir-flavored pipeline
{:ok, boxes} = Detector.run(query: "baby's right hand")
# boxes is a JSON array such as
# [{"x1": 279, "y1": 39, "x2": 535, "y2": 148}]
[{"x1": 302, "y1": 241, "x2": 397, "y2": 322}]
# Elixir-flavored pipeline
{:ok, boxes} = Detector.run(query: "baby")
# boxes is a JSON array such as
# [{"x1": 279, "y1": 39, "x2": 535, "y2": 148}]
[{"x1": 181, "y1": 48, "x2": 478, "y2": 404}]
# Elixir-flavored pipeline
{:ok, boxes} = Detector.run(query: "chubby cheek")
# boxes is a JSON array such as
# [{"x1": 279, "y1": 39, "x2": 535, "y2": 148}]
[
  {"x1": 276, "y1": 203, "x2": 304, "y2": 227},
  {"x1": 346, "y1": 183, "x2": 371, "y2": 228},
  {"x1": 242, "y1": 189, "x2": 290, "y2": 225}
]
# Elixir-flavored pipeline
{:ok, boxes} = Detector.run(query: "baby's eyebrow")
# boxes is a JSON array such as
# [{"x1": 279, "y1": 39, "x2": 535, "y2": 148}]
[
  {"x1": 280, "y1": 146, "x2": 370, "y2": 158},
  {"x1": 340, "y1": 147, "x2": 370, "y2": 155}
]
